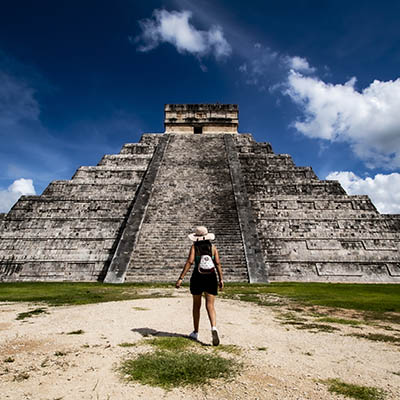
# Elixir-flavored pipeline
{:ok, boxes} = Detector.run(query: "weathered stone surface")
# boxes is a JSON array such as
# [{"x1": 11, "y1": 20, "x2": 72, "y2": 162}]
[
  {"x1": 0, "y1": 135, "x2": 161, "y2": 281},
  {"x1": 233, "y1": 133, "x2": 400, "y2": 282},
  {"x1": 0, "y1": 104, "x2": 399, "y2": 283}
]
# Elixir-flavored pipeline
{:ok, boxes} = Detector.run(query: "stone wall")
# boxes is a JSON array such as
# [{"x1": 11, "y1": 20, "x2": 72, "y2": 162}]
[
  {"x1": 0, "y1": 135, "x2": 161, "y2": 281},
  {"x1": 233, "y1": 134, "x2": 400, "y2": 282}
]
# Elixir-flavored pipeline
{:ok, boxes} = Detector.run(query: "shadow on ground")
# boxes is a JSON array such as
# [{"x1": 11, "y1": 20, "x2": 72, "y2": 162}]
[{"x1": 131, "y1": 327, "x2": 211, "y2": 346}]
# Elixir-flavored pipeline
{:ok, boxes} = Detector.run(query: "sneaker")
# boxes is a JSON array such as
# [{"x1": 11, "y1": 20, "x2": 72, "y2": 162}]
[
  {"x1": 211, "y1": 328, "x2": 220, "y2": 346},
  {"x1": 189, "y1": 331, "x2": 198, "y2": 341}
]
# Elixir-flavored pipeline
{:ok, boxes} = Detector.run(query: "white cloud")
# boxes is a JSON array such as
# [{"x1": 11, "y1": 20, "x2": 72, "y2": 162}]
[
  {"x1": 326, "y1": 171, "x2": 400, "y2": 214},
  {"x1": 0, "y1": 70, "x2": 40, "y2": 126},
  {"x1": 283, "y1": 56, "x2": 315, "y2": 73},
  {"x1": 285, "y1": 71, "x2": 400, "y2": 168},
  {"x1": 136, "y1": 9, "x2": 231, "y2": 59},
  {"x1": 0, "y1": 178, "x2": 36, "y2": 213}
]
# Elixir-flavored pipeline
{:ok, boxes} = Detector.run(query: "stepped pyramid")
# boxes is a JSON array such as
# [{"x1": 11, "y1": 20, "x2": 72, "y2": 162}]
[{"x1": 1, "y1": 104, "x2": 399, "y2": 283}]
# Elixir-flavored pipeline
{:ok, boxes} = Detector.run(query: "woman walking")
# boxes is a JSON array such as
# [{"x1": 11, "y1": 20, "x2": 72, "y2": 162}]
[{"x1": 175, "y1": 226, "x2": 224, "y2": 346}]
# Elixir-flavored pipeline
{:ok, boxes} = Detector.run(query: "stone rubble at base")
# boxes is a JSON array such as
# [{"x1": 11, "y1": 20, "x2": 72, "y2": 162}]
[{"x1": 0, "y1": 104, "x2": 399, "y2": 283}]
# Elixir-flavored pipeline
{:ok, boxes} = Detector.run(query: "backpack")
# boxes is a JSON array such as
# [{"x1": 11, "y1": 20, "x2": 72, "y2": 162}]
[
  {"x1": 195, "y1": 241, "x2": 215, "y2": 274},
  {"x1": 198, "y1": 254, "x2": 215, "y2": 274}
]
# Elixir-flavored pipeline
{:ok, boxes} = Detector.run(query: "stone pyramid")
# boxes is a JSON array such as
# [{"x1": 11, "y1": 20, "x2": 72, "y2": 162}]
[{"x1": 1, "y1": 104, "x2": 399, "y2": 283}]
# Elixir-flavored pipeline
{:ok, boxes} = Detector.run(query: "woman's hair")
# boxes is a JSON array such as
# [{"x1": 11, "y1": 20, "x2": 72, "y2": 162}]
[{"x1": 194, "y1": 240, "x2": 212, "y2": 257}]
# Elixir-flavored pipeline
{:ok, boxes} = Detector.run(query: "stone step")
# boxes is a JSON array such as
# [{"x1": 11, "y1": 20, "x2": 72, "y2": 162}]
[
  {"x1": 42, "y1": 181, "x2": 140, "y2": 199},
  {"x1": 98, "y1": 154, "x2": 152, "y2": 167},
  {"x1": 126, "y1": 134, "x2": 247, "y2": 278},
  {"x1": 0, "y1": 238, "x2": 115, "y2": 250}
]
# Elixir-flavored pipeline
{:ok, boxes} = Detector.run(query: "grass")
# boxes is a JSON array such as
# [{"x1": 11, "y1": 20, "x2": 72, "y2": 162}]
[
  {"x1": 146, "y1": 336, "x2": 196, "y2": 351},
  {"x1": 120, "y1": 351, "x2": 239, "y2": 389},
  {"x1": 284, "y1": 321, "x2": 340, "y2": 333},
  {"x1": 276, "y1": 311, "x2": 339, "y2": 332},
  {"x1": 16, "y1": 307, "x2": 48, "y2": 320},
  {"x1": 119, "y1": 336, "x2": 241, "y2": 389},
  {"x1": 0, "y1": 282, "x2": 172, "y2": 306},
  {"x1": 347, "y1": 333, "x2": 400, "y2": 344},
  {"x1": 317, "y1": 317, "x2": 362, "y2": 326},
  {"x1": 222, "y1": 283, "x2": 400, "y2": 313},
  {"x1": 119, "y1": 342, "x2": 137, "y2": 348},
  {"x1": 214, "y1": 344, "x2": 242, "y2": 355},
  {"x1": 1, "y1": 282, "x2": 399, "y2": 326},
  {"x1": 322, "y1": 378, "x2": 386, "y2": 400},
  {"x1": 4, "y1": 357, "x2": 15, "y2": 363},
  {"x1": 277, "y1": 311, "x2": 308, "y2": 322},
  {"x1": 54, "y1": 351, "x2": 66, "y2": 356}
]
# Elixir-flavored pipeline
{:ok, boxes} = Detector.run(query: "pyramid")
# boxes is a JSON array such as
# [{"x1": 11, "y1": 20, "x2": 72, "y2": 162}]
[{"x1": 1, "y1": 104, "x2": 399, "y2": 283}]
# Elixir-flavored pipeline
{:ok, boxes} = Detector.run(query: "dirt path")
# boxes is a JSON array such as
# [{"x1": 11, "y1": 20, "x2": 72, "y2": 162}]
[{"x1": 1, "y1": 288, "x2": 399, "y2": 400}]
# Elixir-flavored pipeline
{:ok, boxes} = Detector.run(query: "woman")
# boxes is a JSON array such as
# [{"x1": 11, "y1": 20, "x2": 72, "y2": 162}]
[{"x1": 175, "y1": 226, "x2": 224, "y2": 346}]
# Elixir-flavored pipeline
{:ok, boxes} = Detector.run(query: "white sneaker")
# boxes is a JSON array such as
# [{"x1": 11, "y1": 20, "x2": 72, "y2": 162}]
[
  {"x1": 211, "y1": 328, "x2": 220, "y2": 346},
  {"x1": 189, "y1": 331, "x2": 198, "y2": 341}
]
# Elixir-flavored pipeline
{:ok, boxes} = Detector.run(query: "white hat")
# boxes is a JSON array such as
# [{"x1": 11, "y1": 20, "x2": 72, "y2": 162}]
[{"x1": 188, "y1": 226, "x2": 215, "y2": 241}]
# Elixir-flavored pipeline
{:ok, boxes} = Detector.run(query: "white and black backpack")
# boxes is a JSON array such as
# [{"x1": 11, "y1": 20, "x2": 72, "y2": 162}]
[{"x1": 195, "y1": 241, "x2": 215, "y2": 274}]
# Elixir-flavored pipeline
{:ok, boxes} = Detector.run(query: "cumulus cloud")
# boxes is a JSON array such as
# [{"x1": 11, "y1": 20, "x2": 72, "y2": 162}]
[
  {"x1": 0, "y1": 178, "x2": 36, "y2": 213},
  {"x1": 285, "y1": 71, "x2": 400, "y2": 168},
  {"x1": 326, "y1": 171, "x2": 400, "y2": 214},
  {"x1": 136, "y1": 9, "x2": 231, "y2": 59},
  {"x1": 283, "y1": 56, "x2": 315, "y2": 73},
  {"x1": 0, "y1": 70, "x2": 40, "y2": 126}
]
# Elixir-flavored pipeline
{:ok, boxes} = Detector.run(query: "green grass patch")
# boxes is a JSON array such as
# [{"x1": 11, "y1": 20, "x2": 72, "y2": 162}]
[
  {"x1": 4, "y1": 357, "x2": 15, "y2": 363},
  {"x1": 118, "y1": 342, "x2": 137, "y2": 348},
  {"x1": 214, "y1": 344, "x2": 242, "y2": 355},
  {"x1": 0, "y1": 282, "x2": 172, "y2": 306},
  {"x1": 277, "y1": 311, "x2": 308, "y2": 322},
  {"x1": 2, "y1": 282, "x2": 400, "y2": 320},
  {"x1": 317, "y1": 317, "x2": 362, "y2": 326},
  {"x1": 347, "y1": 333, "x2": 400, "y2": 344},
  {"x1": 322, "y1": 378, "x2": 386, "y2": 400},
  {"x1": 256, "y1": 346, "x2": 268, "y2": 351},
  {"x1": 284, "y1": 322, "x2": 339, "y2": 333},
  {"x1": 54, "y1": 351, "x2": 66, "y2": 356},
  {"x1": 120, "y1": 351, "x2": 239, "y2": 389},
  {"x1": 146, "y1": 336, "x2": 196, "y2": 352},
  {"x1": 222, "y1": 283, "x2": 400, "y2": 314},
  {"x1": 67, "y1": 329, "x2": 84, "y2": 335},
  {"x1": 16, "y1": 307, "x2": 48, "y2": 320}
]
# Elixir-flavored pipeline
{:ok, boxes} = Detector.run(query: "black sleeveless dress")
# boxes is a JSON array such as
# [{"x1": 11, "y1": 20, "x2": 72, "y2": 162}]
[{"x1": 190, "y1": 245, "x2": 218, "y2": 296}]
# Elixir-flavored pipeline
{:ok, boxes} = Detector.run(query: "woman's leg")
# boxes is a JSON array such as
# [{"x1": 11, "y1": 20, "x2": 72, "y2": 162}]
[
  {"x1": 192, "y1": 294, "x2": 202, "y2": 332},
  {"x1": 205, "y1": 293, "x2": 216, "y2": 327}
]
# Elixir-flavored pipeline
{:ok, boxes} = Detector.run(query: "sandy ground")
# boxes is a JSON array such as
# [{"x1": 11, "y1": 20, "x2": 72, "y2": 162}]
[{"x1": 0, "y1": 288, "x2": 399, "y2": 400}]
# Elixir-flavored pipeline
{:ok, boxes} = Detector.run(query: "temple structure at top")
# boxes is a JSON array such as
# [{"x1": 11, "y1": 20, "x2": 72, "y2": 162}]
[
  {"x1": 0, "y1": 104, "x2": 399, "y2": 283},
  {"x1": 164, "y1": 104, "x2": 238, "y2": 134}
]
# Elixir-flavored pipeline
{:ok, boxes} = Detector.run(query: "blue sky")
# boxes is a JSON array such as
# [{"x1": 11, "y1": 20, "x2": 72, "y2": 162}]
[{"x1": 1, "y1": 0, "x2": 400, "y2": 213}]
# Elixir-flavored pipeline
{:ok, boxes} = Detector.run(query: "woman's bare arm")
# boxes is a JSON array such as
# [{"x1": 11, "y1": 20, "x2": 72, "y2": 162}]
[
  {"x1": 213, "y1": 246, "x2": 224, "y2": 289},
  {"x1": 175, "y1": 245, "x2": 195, "y2": 288}
]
